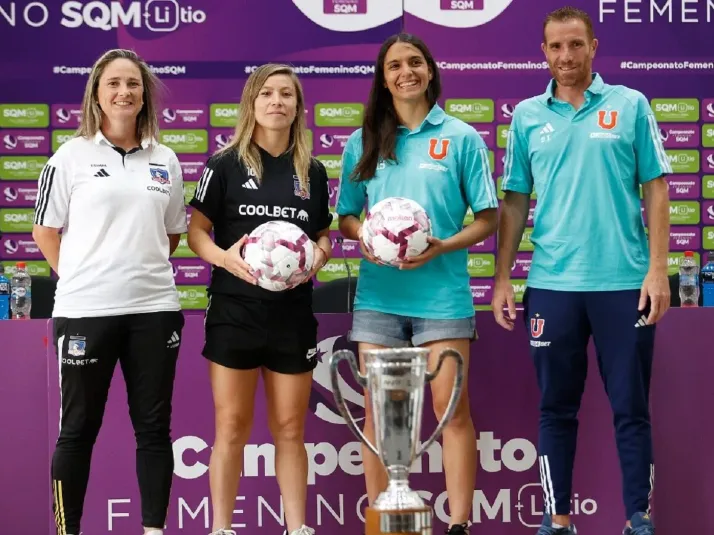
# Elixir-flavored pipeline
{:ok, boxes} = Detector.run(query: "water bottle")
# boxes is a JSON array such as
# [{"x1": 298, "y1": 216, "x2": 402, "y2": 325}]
[
  {"x1": 678, "y1": 250, "x2": 699, "y2": 308},
  {"x1": 0, "y1": 267, "x2": 10, "y2": 320},
  {"x1": 10, "y1": 262, "x2": 31, "y2": 319},
  {"x1": 701, "y1": 253, "x2": 714, "y2": 307}
]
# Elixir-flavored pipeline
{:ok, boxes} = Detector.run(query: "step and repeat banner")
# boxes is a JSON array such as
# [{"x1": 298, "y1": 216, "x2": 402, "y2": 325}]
[
  {"x1": 1, "y1": 1, "x2": 713, "y2": 534},
  {"x1": 0, "y1": 1, "x2": 713, "y2": 310}
]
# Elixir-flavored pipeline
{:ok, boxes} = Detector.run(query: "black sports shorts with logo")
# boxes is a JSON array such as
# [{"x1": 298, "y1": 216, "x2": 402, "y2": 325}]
[{"x1": 203, "y1": 292, "x2": 319, "y2": 374}]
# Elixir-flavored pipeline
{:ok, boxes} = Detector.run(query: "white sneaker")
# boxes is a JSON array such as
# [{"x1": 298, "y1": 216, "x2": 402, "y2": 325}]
[
  {"x1": 285, "y1": 525, "x2": 315, "y2": 535},
  {"x1": 209, "y1": 530, "x2": 237, "y2": 535}
]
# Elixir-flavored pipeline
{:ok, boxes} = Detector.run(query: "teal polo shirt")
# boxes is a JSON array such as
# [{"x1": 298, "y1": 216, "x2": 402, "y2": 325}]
[
  {"x1": 501, "y1": 73, "x2": 672, "y2": 291},
  {"x1": 336, "y1": 104, "x2": 498, "y2": 319}
]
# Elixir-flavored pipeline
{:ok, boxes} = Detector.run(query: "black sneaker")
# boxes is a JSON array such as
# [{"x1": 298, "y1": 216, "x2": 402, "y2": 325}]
[{"x1": 446, "y1": 522, "x2": 470, "y2": 534}]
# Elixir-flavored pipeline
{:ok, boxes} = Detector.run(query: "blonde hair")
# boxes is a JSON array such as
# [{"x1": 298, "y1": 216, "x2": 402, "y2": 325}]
[
  {"x1": 76, "y1": 49, "x2": 163, "y2": 142},
  {"x1": 219, "y1": 64, "x2": 312, "y2": 195}
]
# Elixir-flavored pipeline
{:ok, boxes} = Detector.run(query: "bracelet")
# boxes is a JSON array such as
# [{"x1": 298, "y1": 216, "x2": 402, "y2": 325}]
[{"x1": 317, "y1": 246, "x2": 330, "y2": 267}]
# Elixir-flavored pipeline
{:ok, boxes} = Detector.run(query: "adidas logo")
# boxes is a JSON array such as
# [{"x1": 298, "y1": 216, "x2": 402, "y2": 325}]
[
  {"x1": 539, "y1": 122, "x2": 555, "y2": 143},
  {"x1": 166, "y1": 331, "x2": 180, "y2": 349},
  {"x1": 242, "y1": 178, "x2": 258, "y2": 189},
  {"x1": 94, "y1": 169, "x2": 110, "y2": 177},
  {"x1": 634, "y1": 314, "x2": 648, "y2": 328}
]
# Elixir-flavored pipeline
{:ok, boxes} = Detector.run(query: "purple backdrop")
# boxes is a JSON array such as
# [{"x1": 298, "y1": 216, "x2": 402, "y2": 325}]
[
  {"x1": 1, "y1": 1, "x2": 712, "y2": 310},
  {"x1": 1, "y1": 2, "x2": 713, "y2": 533},
  {"x1": 0, "y1": 320, "x2": 51, "y2": 531},
  {"x1": 1, "y1": 310, "x2": 712, "y2": 534}
]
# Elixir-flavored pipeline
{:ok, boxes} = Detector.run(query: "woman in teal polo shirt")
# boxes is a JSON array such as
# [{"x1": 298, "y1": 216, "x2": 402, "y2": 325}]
[{"x1": 335, "y1": 32, "x2": 499, "y2": 535}]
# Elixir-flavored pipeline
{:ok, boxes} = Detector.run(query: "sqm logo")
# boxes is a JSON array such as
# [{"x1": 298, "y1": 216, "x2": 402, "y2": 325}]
[
  {"x1": 323, "y1": 0, "x2": 366, "y2": 14},
  {"x1": 310, "y1": 335, "x2": 366, "y2": 425},
  {"x1": 292, "y1": 0, "x2": 401, "y2": 32},
  {"x1": 405, "y1": 0, "x2": 514, "y2": 28}
]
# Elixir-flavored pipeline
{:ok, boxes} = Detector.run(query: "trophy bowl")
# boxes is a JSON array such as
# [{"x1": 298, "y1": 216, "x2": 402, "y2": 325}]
[{"x1": 329, "y1": 346, "x2": 464, "y2": 534}]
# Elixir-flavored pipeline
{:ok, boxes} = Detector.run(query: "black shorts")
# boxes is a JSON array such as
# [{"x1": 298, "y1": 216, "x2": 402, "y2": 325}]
[{"x1": 203, "y1": 293, "x2": 319, "y2": 374}]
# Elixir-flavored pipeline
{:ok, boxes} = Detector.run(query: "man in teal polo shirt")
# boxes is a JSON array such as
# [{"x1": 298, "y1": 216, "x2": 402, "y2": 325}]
[{"x1": 492, "y1": 7, "x2": 671, "y2": 535}]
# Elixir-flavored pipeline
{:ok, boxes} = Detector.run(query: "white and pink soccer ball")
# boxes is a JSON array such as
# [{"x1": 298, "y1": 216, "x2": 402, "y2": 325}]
[
  {"x1": 361, "y1": 197, "x2": 432, "y2": 267},
  {"x1": 242, "y1": 221, "x2": 314, "y2": 291}
]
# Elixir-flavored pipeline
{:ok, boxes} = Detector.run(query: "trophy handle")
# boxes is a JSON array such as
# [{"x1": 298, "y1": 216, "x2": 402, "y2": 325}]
[
  {"x1": 328, "y1": 349, "x2": 380, "y2": 458},
  {"x1": 417, "y1": 348, "x2": 465, "y2": 457}
]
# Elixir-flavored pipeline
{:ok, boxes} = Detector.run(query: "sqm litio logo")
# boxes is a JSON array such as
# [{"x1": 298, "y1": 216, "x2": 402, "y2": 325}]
[
  {"x1": 405, "y1": 0, "x2": 513, "y2": 27},
  {"x1": 0, "y1": 1, "x2": 207, "y2": 32}
]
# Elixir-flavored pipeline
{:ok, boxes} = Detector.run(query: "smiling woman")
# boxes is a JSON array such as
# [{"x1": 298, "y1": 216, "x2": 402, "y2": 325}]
[
  {"x1": 186, "y1": 63, "x2": 333, "y2": 535},
  {"x1": 76, "y1": 49, "x2": 161, "y2": 150},
  {"x1": 335, "y1": 32, "x2": 499, "y2": 535},
  {"x1": 31, "y1": 48, "x2": 188, "y2": 535}
]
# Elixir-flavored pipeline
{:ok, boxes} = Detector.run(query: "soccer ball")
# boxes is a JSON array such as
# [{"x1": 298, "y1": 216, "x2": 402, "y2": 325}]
[
  {"x1": 361, "y1": 197, "x2": 432, "y2": 266},
  {"x1": 242, "y1": 221, "x2": 314, "y2": 291}
]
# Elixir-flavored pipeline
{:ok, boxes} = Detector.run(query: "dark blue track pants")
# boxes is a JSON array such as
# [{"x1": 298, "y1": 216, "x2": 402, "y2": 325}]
[{"x1": 523, "y1": 288, "x2": 656, "y2": 520}]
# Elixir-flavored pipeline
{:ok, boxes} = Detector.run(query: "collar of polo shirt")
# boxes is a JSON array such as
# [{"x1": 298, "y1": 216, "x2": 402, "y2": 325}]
[
  {"x1": 396, "y1": 103, "x2": 447, "y2": 135},
  {"x1": 93, "y1": 130, "x2": 157, "y2": 150},
  {"x1": 540, "y1": 72, "x2": 605, "y2": 106}
]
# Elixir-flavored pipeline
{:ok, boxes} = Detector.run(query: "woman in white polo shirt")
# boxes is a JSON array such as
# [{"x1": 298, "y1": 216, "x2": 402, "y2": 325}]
[{"x1": 32, "y1": 49, "x2": 187, "y2": 535}]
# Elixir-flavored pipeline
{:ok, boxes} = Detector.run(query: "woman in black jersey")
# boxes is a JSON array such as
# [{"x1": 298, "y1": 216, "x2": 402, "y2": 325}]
[{"x1": 187, "y1": 64, "x2": 332, "y2": 535}]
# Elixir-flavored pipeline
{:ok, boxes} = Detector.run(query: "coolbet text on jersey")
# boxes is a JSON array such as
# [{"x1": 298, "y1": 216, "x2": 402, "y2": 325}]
[
  {"x1": 336, "y1": 104, "x2": 499, "y2": 320},
  {"x1": 189, "y1": 147, "x2": 332, "y2": 301},
  {"x1": 501, "y1": 74, "x2": 672, "y2": 291}
]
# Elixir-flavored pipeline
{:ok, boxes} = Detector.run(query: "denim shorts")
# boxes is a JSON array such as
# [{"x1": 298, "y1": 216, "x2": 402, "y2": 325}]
[{"x1": 349, "y1": 309, "x2": 477, "y2": 348}]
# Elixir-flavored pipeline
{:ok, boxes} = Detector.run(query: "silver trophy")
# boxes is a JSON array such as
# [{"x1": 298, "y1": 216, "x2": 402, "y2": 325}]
[{"x1": 329, "y1": 347, "x2": 464, "y2": 535}]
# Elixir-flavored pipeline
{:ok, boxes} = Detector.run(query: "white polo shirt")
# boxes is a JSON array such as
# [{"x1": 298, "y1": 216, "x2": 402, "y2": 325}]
[{"x1": 34, "y1": 131, "x2": 188, "y2": 318}]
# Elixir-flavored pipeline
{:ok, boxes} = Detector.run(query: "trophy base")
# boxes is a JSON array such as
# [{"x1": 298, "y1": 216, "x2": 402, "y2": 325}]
[{"x1": 365, "y1": 506, "x2": 432, "y2": 534}]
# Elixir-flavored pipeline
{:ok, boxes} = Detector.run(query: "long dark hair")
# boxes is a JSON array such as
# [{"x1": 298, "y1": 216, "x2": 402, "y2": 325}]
[{"x1": 351, "y1": 33, "x2": 441, "y2": 182}]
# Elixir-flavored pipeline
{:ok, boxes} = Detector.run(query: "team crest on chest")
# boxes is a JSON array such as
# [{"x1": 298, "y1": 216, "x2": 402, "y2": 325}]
[
  {"x1": 428, "y1": 138, "x2": 451, "y2": 160},
  {"x1": 596, "y1": 110, "x2": 618, "y2": 130},
  {"x1": 150, "y1": 167, "x2": 170, "y2": 185},
  {"x1": 294, "y1": 175, "x2": 310, "y2": 200}
]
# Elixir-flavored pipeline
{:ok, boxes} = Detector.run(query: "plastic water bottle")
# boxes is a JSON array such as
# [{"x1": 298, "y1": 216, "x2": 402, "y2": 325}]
[
  {"x1": 679, "y1": 251, "x2": 699, "y2": 308},
  {"x1": 10, "y1": 262, "x2": 31, "y2": 319},
  {"x1": 701, "y1": 253, "x2": 714, "y2": 307},
  {"x1": 0, "y1": 267, "x2": 9, "y2": 320}
]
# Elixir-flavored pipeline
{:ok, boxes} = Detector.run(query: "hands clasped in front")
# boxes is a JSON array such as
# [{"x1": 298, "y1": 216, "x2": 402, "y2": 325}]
[
  {"x1": 357, "y1": 224, "x2": 446, "y2": 270},
  {"x1": 223, "y1": 235, "x2": 328, "y2": 286}
]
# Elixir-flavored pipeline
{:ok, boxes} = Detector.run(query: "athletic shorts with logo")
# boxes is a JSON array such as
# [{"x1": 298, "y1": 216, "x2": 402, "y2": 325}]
[{"x1": 203, "y1": 293, "x2": 319, "y2": 374}]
